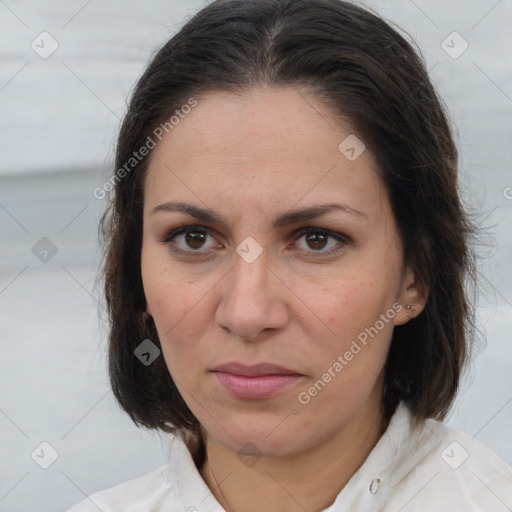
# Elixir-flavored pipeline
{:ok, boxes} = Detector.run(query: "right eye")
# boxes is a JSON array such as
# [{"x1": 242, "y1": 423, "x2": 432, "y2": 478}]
[{"x1": 162, "y1": 225, "x2": 222, "y2": 256}]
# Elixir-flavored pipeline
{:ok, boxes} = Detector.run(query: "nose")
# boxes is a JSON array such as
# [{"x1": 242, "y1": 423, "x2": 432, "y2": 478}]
[{"x1": 215, "y1": 250, "x2": 289, "y2": 341}]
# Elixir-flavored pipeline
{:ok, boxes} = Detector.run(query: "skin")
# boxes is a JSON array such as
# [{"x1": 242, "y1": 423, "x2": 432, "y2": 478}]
[{"x1": 141, "y1": 86, "x2": 426, "y2": 512}]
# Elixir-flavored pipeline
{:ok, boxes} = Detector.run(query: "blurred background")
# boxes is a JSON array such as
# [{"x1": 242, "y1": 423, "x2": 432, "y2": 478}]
[{"x1": 0, "y1": 0, "x2": 511, "y2": 510}]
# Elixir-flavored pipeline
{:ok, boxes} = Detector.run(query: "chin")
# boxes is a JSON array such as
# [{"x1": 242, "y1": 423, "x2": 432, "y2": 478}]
[{"x1": 201, "y1": 411, "x2": 322, "y2": 458}]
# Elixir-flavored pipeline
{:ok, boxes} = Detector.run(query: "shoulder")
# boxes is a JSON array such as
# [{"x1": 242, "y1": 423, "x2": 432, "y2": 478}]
[
  {"x1": 382, "y1": 404, "x2": 512, "y2": 511},
  {"x1": 66, "y1": 434, "x2": 220, "y2": 512},
  {"x1": 66, "y1": 464, "x2": 174, "y2": 512}
]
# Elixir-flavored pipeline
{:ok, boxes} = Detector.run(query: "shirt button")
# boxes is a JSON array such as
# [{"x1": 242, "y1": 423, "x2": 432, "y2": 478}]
[{"x1": 369, "y1": 478, "x2": 381, "y2": 494}]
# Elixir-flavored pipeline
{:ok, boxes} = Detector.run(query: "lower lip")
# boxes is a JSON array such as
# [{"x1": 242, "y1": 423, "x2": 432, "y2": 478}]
[{"x1": 213, "y1": 372, "x2": 303, "y2": 400}]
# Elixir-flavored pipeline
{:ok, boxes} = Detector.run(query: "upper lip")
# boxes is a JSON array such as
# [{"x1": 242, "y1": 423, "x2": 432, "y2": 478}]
[{"x1": 212, "y1": 362, "x2": 302, "y2": 377}]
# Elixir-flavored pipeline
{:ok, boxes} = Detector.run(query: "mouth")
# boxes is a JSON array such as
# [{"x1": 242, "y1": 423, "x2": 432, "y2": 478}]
[{"x1": 211, "y1": 362, "x2": 304, "y2": 400}]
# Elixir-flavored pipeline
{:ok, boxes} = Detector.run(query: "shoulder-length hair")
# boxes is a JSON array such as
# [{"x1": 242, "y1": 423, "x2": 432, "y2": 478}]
[{"x1": 99, "y1": 0, "x2": 477, "y2": 467}]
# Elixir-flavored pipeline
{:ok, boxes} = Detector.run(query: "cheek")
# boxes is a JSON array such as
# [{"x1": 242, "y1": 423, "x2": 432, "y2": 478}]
[
  {"x1": 144, "y1": 276, "x2": 202, "y2": 380},
  {"x1": 319, "y1": 271, "x2": 387, "y2": 330},
  {"x1": 142, "y1": 266, "x2": 217, "y2": 378},
  {"x1": 310, "y1": 271, "x2": 398, "y2": 375},
  {"x1": 141, "y1": 245, "x2": 198, "y2": 327}
]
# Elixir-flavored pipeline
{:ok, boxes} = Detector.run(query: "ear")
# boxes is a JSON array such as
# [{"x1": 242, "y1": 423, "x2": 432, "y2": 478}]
[
  {"x1": 146, "y1": 303, "x2": 152, "y2": 316},
  {"x1": 394, "y1": 266, "x2": 428, "y2": 326}
]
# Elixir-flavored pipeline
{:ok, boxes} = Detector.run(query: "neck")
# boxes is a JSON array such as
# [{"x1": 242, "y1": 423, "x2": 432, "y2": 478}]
[{"x1": 199, "y1": 394, "x2": 388, "y2": 512}]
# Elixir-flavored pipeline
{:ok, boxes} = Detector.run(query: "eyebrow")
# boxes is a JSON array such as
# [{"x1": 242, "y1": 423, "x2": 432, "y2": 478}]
[{"x1": 151, "y1": 201, "x2": 367, "y2": 228}]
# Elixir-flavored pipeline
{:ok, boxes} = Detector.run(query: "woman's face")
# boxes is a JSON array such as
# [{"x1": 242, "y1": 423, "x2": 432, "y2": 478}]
[{"x1": 141, "y1": 86, "x2": 415, "y2": 457}]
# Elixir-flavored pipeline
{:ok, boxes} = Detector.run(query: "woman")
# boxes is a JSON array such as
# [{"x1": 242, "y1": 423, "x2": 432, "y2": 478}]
[{"x1": 69, "y1": 0, "x2": 512, "y2": 510}]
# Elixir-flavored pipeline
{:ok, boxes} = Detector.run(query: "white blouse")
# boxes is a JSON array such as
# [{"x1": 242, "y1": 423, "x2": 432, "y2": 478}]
[{"x1": 67, "y1": 402, "x2": 512, "y2": 511}]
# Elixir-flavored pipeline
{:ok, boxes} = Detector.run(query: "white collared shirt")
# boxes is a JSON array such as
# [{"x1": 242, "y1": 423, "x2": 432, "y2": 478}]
[{"x1": 67, "y1": 402, "x2": 512, "y2": 511}]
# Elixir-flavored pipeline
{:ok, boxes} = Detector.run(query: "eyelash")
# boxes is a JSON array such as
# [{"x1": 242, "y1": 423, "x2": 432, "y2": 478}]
[{"x1": 160, "y1": 225, "x2": 351, "y2": 258}]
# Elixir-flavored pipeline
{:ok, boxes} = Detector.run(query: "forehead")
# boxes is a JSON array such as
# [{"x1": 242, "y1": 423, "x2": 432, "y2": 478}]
[{"x1": 144, "y1": 86, "x2": 386, "y2": 221}]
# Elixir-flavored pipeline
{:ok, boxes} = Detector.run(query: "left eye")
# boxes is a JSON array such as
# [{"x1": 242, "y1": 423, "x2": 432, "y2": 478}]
[
  {"x1": 162, "y1": 226, "x2": 349, "y2": 256},
  {"x1": 293, "y1": 227, "x2": 349, "y2": 255}
]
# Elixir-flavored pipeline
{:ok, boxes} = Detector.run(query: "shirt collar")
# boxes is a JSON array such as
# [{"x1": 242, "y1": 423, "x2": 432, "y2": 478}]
[
  {"x1": 167, "y1": 401, "x2": 431, "y2": 512},
  {"x1": 323, "y1": 401, "x2": 439, "y2": 510},
  {"x1": 168, "y1": 432, "x2": 225, "y2": 511}
]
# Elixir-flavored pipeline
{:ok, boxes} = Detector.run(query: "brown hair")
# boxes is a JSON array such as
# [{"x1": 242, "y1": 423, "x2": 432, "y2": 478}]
[{"x1": 98, "y1": 0, "x2": 477, "y2": 467}]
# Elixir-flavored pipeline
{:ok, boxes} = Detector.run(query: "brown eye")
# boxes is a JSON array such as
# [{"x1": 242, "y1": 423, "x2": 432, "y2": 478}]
[
  {"x1": 294, "y1": 227, "x2": 350, "y2": 257},
  {"x1": 163, "y1": 226, "x2": 219, "y2": 255},
  {"x1": 184, "y1": 229, "x2": 208, "y2": 249},
  {"x1": 305, "y1": 232, "x2": 329, "y2": 251}
]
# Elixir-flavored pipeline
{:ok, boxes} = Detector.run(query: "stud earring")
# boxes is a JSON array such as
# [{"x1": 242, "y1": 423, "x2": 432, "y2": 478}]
[{"x1": 405, "y1": 305, "x2": 415, "y2": 318}]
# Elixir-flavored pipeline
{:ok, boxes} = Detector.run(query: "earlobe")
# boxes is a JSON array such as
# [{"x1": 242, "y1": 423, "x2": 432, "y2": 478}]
[
  {"x1": 405, "y1": 305, "x2": 416, "y2": 318},
  {"x1": 394, "y1": 304, "x2": 412, "y2": 326},
  {"x1": 394, "y1": 300, "x2": 424, "y2": 326},
  {"x1": 394, "y1": 268, "x2": 428, "y2": 326}
]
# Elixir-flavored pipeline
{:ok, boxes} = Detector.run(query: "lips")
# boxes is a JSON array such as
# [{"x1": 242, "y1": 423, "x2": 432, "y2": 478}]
[
  {"x1": 212, "y1": 362, "x2": 302, "y2": 377},
  {"x1": 211, "y1": 362, "x2": 304, "y2": 400}
]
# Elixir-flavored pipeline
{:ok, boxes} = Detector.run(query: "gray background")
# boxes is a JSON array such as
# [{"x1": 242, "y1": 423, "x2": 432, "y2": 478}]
[{"x1": 0, "y1": 0, "x2": 511, "y2": 510}]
